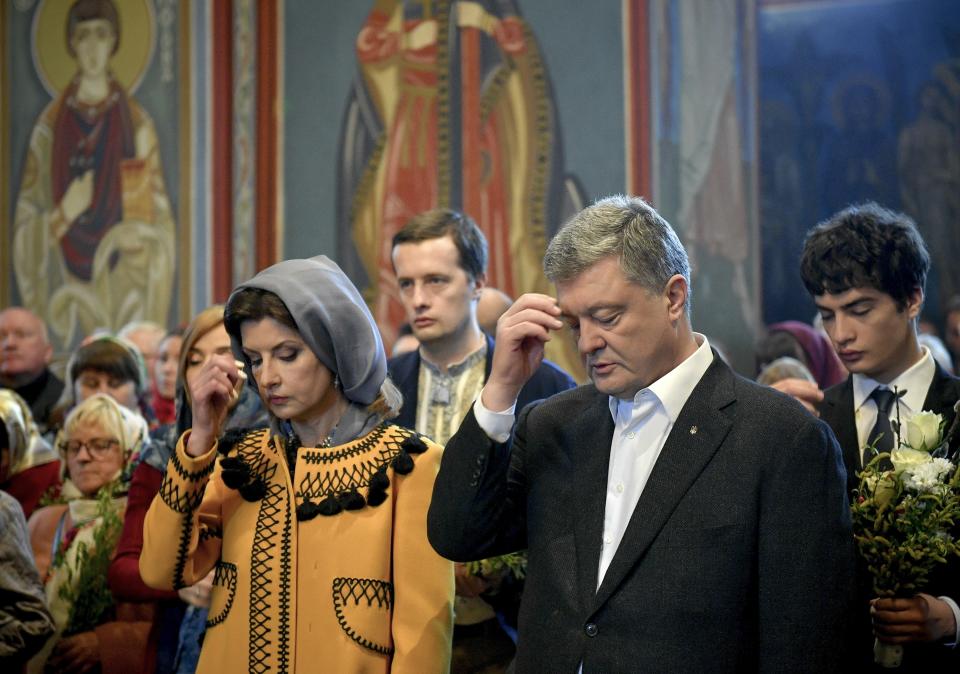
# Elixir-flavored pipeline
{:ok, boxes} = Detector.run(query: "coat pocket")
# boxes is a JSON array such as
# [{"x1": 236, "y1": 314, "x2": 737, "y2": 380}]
[
  {"x1": 204, "y1": 561, "x2": 238, "y2": 629},
  {"x1": 332, "y1": 577, "x2": 395, "y2": 656}
]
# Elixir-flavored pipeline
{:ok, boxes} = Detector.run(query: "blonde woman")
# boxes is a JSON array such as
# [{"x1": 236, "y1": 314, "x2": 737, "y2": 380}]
[{"x1": 27, "y1": 394, "x2": 150, "y2": 674}]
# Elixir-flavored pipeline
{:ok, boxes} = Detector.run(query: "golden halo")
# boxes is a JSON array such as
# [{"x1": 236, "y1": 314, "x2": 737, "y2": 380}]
[{"x1": 31, "y1": 0, "x2": 155, "y2": 98}]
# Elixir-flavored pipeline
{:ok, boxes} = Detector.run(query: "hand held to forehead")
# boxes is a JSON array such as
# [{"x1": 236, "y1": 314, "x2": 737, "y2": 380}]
[
  {"x1": 482, "y1": 293, "x2": 563, "y2": 411},
  {"x1": 186, "y1": 355, "x2": 246, "y2": 457}
]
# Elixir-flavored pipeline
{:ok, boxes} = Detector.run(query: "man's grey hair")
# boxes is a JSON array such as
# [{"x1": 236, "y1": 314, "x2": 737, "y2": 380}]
[{"x1": 543, "y1": 195, "x2": 692, "y2": 312}]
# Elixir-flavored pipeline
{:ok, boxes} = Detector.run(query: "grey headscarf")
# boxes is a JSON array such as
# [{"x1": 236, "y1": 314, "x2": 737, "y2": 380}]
[{"x1": 228, "y1": 255, "x2": 387, "y2": 406}]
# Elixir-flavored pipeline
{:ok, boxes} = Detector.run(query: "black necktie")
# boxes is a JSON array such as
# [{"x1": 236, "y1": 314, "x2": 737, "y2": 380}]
[{"x1": 864, "y1": 388, "x2": 896, "y2": 469}]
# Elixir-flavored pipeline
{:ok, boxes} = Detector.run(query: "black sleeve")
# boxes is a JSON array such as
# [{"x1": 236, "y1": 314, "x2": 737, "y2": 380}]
[{"x1": 427, "y1": 404, "x2": 533, "y2": 561}]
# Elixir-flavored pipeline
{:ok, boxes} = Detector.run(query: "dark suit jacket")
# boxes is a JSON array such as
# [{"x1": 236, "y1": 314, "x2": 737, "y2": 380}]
[
  {"x1": 821, "y1": 362, "x2": 960, "y2": 496},
  {"x1": 387, "y1": 334, "x2": 576, "y2": 434},
  {"x1": 428, "y1": 356, "x2": 856, "y2": 672},
  {"x1": 12, "y1": 368, "x2": 64, "y2": 433},
  {"x1": 821, "y1": 364, "x2": 960, "y2": 672}
]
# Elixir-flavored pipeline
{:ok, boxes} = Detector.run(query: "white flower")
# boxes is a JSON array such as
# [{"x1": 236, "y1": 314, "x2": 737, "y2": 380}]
[
  {"x1": 903, "y1": 458, "x2": 954, "y2": 493},
  {"x1": 891, "y1": 447, "x2": 933, "y2": 473},
  {"x1": 903, "y1": 411, "x2": 944, "y2": 452}
]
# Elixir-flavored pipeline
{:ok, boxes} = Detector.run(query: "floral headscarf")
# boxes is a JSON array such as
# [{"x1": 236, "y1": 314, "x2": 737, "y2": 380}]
[{"x1": 0, "y1": 388, "x2": 57, "y2": 475}]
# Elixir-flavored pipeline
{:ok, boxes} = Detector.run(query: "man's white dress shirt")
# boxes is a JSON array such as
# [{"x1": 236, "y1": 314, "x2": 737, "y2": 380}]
[
  {"x1": 475, "y1": 335, "x2": 714, "y2": 587},
  {"x1": 851, "y1": 347, "x2": 960, "y2": 645}
]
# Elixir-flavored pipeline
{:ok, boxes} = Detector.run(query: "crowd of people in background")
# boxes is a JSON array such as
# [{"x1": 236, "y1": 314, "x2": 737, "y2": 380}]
[{"x1": 1, "y1": 197, "x2": 959, "y2": 673}]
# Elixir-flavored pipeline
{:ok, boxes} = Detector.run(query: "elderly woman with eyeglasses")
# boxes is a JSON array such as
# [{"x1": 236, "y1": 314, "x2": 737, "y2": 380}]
[{"x1": 26, "y1": 394, "x2": 152, "y2": 674}]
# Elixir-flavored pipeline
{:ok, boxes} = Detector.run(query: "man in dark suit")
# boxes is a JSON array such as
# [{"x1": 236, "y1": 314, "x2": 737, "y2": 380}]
[
  {"x1": 791, "y1": 203, "x2": 960, "y2": 670},
  {"x1": 428, "y1": 195, "x2": 855, "y2": 672},
  {"x1": 388, "y1": 208, "x2": 575, "y2": 672},
  {"x1": 0, "y1": 307, "x2": 64, "y2": 433}
]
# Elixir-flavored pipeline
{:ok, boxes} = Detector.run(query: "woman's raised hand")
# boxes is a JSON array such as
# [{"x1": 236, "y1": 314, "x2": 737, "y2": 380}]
[{"x1": 185, "y1": 354, "x2": 246, "y2": 457}]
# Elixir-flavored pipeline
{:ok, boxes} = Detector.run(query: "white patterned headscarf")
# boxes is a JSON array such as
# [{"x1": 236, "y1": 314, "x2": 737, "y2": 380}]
[{"x1": 58, "y1": 393, "x2": 149, "y2": 467}]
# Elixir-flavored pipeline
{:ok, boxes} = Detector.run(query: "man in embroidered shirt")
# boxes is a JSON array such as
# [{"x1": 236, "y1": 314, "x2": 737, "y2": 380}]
[
  {"x1": 388, "y1": 209, "x2": 574, "y2": 673},
  {"x1": 427, "y1": 195, "x2": 855, "y2": 672},
  {"x1": 782, "y1": 202, "x2": 960, "y2": 670}
]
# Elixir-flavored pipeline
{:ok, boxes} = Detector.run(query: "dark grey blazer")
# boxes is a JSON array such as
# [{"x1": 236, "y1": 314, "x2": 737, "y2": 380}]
[{"x1": 429, "y1": 355, "x2": 856, "y2": 672}]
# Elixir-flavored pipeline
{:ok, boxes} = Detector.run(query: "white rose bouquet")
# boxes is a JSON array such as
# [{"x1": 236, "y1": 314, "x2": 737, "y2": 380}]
[{"x1": 851, "y1": 408, "x2": 960, "y2": 666}]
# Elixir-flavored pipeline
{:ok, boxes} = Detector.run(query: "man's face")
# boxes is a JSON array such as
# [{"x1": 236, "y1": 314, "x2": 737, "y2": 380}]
[
  {"x1": 124, "y1": 328, "x2": 164, "y2": 387},
  {"x1": 815, "y1": 286, "x2": 922, "y2": 384},
  {"x1": 557, "y1": 256, "x2": 684, "y2": 400},
  {"x1": 945, "y1": 310, "x2": 960, "y2": 360},
  {"x1": 71, "y1": 19, "x2": 116, "y2": 79},
  {"x1": 391, "y1": 235, "x2": 484, "y2": 349},
  {"x1": 0, "y1": 309, "x2": 52, "y2": 384}
]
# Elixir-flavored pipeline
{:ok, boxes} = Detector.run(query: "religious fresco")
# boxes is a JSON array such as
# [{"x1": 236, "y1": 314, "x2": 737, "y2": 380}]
[
  {"x1": 648, "y1": 0, "x2": 760, "y2": 368},
  {"x1": 5, "y1": 0, "x2": 181, "y2": 349},
  {"x1": 759, "y1": 0, "x2": 960, "y2": 325},
  {"x1": 335, "y1": 0, "x2": 587, "y2": 376}
]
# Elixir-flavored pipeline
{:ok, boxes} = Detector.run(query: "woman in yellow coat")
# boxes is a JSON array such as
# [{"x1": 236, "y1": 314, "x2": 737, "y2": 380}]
[{"x1": 140, "y1": 256, "x2": 454, "y2": 673}]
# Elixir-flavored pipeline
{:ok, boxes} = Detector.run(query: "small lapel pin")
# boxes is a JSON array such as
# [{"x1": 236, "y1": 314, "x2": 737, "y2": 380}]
[{"x1": 689, "y1": 425, "x2": 698, "y2": 435}]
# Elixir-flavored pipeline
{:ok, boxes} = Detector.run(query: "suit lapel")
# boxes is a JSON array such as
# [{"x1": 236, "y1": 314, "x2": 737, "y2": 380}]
[
  {"x1": 921, "y1": 364, "x2": 960, "y2": 452},
  {"x1": 592, "y1": 359, "x2": 734, "y2": 611},
  {"x1": 390, "y1": 352, "x2": 421, "y2": 430},
  {"x1": 921, "y1": 363, "x2": 960, "y2": 418},
  {"x1": 822, "y1": 378, "x2": 859, "y2": 492},
  {"x1": 571, "y1": 390, "x2": 616, "y2": 612}
]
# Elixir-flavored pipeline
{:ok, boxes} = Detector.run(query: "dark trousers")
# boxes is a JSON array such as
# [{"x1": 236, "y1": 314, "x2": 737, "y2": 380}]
[{"x1": 451, "y1": 618, "x2": 516, "y2": 674}]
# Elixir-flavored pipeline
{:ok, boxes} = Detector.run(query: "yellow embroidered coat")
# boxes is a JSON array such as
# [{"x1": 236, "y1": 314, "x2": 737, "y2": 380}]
[{"x1": 140, "y1": 425, "x2": 453, "y2": 673}]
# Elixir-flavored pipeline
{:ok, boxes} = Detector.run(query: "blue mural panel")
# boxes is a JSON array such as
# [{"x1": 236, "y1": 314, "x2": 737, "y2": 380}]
[{"x1": 759, "y1": 0, "x2": 960, "y2": 325}]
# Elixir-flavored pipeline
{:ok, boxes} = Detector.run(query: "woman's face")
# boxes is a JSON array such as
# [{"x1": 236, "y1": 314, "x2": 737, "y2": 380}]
[
  {"x1": 71, "y1": 19, "x2": 116, "y2": 80},
  {"x1": 184, "y1": 324, "x2": 233, "y2": 394},
  {"x1": 155, "y1": 335, "x2": 182, "y2": 400},
  {"x1": 240, "y1": 318, "x2": 337, "y2": 424},
  {"x1": 75, "y1": 369, "x2": 138, "y2": 412},
  {"x1": 63, "y1": 420, "x2": 124, "y2": 497}
]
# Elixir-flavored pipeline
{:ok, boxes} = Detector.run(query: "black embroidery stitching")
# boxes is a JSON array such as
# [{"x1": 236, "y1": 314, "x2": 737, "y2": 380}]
[
  {"x1": 204, "y1": 561, "x2": 238, "y2": 628},
  {"x1": 169, "y1": 445, "x2": 216, "y2": 482},
  {"x1": 300, "y1": 424, "x2": 389, "y2": 464},
  {"x1": 172, "y1": 511, "x2": 193, "y2": 590},
  {"x1": 277, "y1": 485, "x2": 293, "y2": 671},
  {"x1": 222, "y1": 430, "x2": 278, "y2": 503},
  {"x1": 248, "y1": 481, "x2": 286, "y2": 673},
  {"x1": 331, "y1": 577, "x2": 395, "y2": 656},
  {"x1": 296, "y1": 427, "x2": 426, "y2": 504},
  {"x1": 158, "y1": 474, "x2": 206, "y2": 514}
]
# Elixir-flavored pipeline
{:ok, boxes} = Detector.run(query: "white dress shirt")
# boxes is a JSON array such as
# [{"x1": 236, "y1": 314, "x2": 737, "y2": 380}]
[
  {"x1": 596, "y1": 335, "x2": 713, "y2": 585},
  {"x1": 475, "y1": 334, "x2": 714, "y2": 588},
  {"x1": 851, "y1": 346, "x2": 960, "y2": 646},
  {"x1": 851, "y1": 346, "x2": 935, "y2": 463}
]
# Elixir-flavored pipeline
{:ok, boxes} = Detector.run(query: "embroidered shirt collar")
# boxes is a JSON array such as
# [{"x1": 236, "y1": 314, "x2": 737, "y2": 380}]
[
  {"x1": 852, "y1": 346, "x2": 935, "y2": 414},
  {"x1": 608, "y1": 334, "x2": 714, "y2": 424},
  {"x1": 420, "y1": 340, "x2": 488, "y2": 378}
]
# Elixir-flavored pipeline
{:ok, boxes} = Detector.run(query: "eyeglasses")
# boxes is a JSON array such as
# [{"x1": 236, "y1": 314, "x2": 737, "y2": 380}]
[{"x1": 60, "y1": 438, "x2": 120, "y2": 458}]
